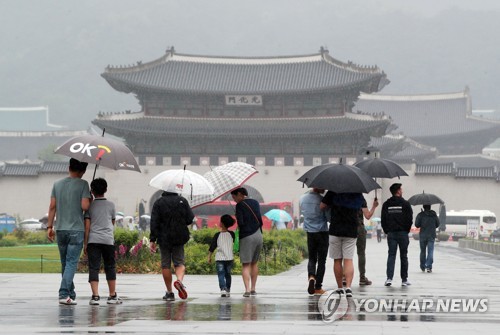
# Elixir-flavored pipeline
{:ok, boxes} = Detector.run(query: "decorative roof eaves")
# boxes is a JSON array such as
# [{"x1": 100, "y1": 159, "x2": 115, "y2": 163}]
[{"x1": 358, "y1": 89, "x2": 469, "y2": 102}]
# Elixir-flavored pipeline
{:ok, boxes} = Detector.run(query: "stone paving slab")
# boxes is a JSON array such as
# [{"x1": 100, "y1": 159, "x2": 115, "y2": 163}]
[{"x1": 1, "y1": 237, "x2": 499, "y2": 334}]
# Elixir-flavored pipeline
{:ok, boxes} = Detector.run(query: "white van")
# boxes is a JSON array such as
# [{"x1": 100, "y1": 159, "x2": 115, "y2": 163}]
[{"x1": 445, "y1": 210, "x2": 497, "y2": 239}]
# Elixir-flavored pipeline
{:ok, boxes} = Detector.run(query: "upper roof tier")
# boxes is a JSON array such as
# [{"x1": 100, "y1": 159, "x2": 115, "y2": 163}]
[{"x1": 102, "y1": 47, "x2": 389, "y2": 95}]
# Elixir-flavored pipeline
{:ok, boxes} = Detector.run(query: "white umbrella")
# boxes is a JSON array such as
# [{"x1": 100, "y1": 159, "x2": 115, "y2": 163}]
[
  {"x1": 149, "y1": 168, "x2": 215, "y2": 200},
  {"x1": 189, "y1": 162, "x2": 258, "y2": 208}
]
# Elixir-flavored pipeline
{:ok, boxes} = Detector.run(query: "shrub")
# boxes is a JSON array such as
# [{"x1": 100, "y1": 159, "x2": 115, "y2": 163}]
[
  {"x1": 25, "y1": 231, "x2": 52, "y2": 245},
  {"x1": 114, "y1": 228, "x2": 139, "y2": 254},
  {"x1": 191, "y1": 228, "x2": 219, "y2": 245}
]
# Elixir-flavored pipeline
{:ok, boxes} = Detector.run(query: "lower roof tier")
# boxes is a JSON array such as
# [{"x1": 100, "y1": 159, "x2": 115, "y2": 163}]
[{"x1": 92, "y1": 114, "x2": 390, "y2": 138}]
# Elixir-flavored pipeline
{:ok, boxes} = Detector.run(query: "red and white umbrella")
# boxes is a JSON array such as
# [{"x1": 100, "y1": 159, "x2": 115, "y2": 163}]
[{"x1": 189, "y1": 162, "x2": 258, "y2": 208}]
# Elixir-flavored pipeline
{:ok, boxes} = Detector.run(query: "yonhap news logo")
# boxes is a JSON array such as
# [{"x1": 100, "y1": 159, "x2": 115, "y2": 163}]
[{"x1": 318, "y1": 290, "x2": 488, "y2": 323}]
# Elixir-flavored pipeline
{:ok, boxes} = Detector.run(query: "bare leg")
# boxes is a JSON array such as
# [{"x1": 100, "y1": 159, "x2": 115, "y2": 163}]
[
  {"x1": 90, "y1": 281, "x2": 99, "y2": 296},
  {"x1": 162, "y1": 268, "x2": 173, "y2": 292},
  {"x1": 343, "y1": 259, "x2": 354, "y2": 288},
  {"x1": 242, "y1": 263, "x2": 251, "y2": 292},
  {"x1": 250, "y1": 262, "x2": 259, "y2": 291},
  {"x1": 333, "y1": 259, "x2": 344, "y2": 288},
  {"x1": 174, "y1": 264, "x2": 185, "y2": 282},
  {"x1": 107, "y1": 279, "x2": 116, "y2": 296}
]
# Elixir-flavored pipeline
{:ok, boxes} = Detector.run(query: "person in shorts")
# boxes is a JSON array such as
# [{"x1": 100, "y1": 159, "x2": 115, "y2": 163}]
[
  {"x1": 208, "y1": 214, "x2": 236, "y2": 297},
  {"x1": 150, "y1": 191, "x2": 195, "y2": 301},
  {"x1": 84, "y1": 178, "x2": 122, "y2": 305},
  {"x1": 321, "y1": 192, "x2": 365, "y2": 298}
]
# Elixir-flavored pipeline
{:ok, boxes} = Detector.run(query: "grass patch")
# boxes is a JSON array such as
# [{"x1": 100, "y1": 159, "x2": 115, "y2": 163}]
[{"x1": 0, "y1": 244, "x2": 61, "y2": 273}]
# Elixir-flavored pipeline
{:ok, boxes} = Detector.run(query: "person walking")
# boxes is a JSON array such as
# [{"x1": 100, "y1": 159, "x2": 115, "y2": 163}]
[
  {"x1": 321, "y1": 192, "x2": 365, "y2": 298},
  {"x1": 357, "y1": 198, "x2": 379, "y2": 285},
  {"x1": 381, "y1": 183, "x2": 413, "y2": 287},
  {"x1": 84, "y1": 178, "x2": 122, "y2": 305},
  {"x1": 415, "y1": 204, "x2": 440, "y2": 273},
  {"x1": 230, "y1": 187, "x2": 263, "y2": 297},
  {"x1": 208, "y1": 214, "x2": 236, "y2": 297},
  {"x1": 150, "y1": 191, "x2": 195, "y2": 301},
  {"x1": 47, "y1": 158, "x2": 91, "y2": 305},
  {"x1": 299, "y1": 188, "x2": 329, "y2": 295}
]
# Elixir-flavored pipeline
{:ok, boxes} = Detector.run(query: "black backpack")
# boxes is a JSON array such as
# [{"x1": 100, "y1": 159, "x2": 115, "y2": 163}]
[{"x1": 159, "y1": 195, "x2": 192, "y2": 246}]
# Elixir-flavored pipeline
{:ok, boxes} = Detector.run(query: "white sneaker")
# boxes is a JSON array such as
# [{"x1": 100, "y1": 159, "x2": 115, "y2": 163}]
[
  {"x1": 402, "y1": 280, "x2": 411, "y2": 287},
  {"x1": 221, "y1": 290, "x2": 227, "y2": 297},
  {"x1": 89, "y1": 295, "x2": 100, "y2": 305},
  {"x1": 226, "y1": 290, "x2": 230, "y2": 297},
  {"x1": 384, "y1": 278, "x2": 392, "y2": 286},
  {"x1": 107, "y1": 294, "x2": 123, "y2": 304},
  {"x1": 59, "y1": 297, "x2": 77, "y2": 305}
]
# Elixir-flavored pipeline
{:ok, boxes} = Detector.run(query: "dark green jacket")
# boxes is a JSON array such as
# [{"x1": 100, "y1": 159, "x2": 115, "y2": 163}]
[{"x1": 415, "y1": 209, "x2": 440, "y2": 239}]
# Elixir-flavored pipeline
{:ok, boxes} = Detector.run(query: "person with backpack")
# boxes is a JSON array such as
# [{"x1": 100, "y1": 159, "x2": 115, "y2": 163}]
[{"x1": 150, "y1": 191, "x2": 195, "y2": 301}]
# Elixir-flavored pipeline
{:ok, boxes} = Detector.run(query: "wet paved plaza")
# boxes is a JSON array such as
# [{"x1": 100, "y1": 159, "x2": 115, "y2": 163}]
[{"x1": 1, "y1": 237, "x2": 500, "y2": 334}]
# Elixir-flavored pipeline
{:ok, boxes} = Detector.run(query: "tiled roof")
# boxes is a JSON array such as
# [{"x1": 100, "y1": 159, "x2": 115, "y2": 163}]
[
  {"x1": 41, "y1": 161, "x2": 68, "y2": 173},
  {"x1": 355, "y1": 90, "x2": 500, "y2": 138},
  {"x1": 102, "y1": 48, "x2": 388, "y2": 95},
  {"x1": 2, "y1": 163, "x2": 41, "y2": 176},
  {"x1": 415, "y1": 155, "x2": 500, "y2": 180},
  {"x1": 92, "y1": 114, "x2": 390, "y2": 137}
]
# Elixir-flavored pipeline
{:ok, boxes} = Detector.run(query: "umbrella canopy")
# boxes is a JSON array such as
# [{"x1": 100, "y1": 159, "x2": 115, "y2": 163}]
[
  {"x1": 297, "y1": 163, "x2": 381, "y2": 194},
  {"x1": 264, "y1": 209, "x2": 292, "y2": 222},
  {"x1": 189, "y1": 162, "x2": 259, "y2": 208},
  {"x1": 354, "y1": 158, "x2": 408, "y2": 179},
  {"x1": 149, "y1": 169, "x2": 215, "y2": 200},
  {"x1": 407, "y1": 192, "x2": 445, "y2": 206},
  {"x1": 54, "y1": 134, "x2": 141, "y2": 177}
]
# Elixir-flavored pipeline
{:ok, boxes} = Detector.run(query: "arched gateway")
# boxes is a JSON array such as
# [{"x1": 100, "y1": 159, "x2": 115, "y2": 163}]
[{"x1": 93, "y1": 47, "x2": 391, "y2": 166}]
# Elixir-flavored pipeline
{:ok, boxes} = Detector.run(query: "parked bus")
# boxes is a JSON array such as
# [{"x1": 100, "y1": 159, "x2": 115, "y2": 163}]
[
  {"x1": 445, "y1": 210, "x2": 497, "y2": 239},
  {"x1": 192, "y1": 201, "x2": 293, "y2": 230}
]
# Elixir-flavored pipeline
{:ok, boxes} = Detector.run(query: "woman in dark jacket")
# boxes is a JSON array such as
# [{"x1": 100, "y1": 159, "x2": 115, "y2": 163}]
[{"x1": 231, "y1": 187, "x2": 263, "y2": 297}]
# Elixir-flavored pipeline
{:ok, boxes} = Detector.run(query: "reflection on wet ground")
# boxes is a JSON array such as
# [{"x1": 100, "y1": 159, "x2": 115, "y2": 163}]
[{"x1": 51, "y1": 294, "x2": 500, "y2": 328}]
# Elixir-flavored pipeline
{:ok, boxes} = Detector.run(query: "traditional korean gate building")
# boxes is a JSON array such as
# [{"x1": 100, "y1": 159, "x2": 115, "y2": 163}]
[{"x1": 93, "y1": 47, "x2": 391, "y2": 167}]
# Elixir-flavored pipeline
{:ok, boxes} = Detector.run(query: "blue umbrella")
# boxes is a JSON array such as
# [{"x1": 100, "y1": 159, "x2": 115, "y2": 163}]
[{"x1": 264, "y1": 209, "x2": 292, "y2": 222}]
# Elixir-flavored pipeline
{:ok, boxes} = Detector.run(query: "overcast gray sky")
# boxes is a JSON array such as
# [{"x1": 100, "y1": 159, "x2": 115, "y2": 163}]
[{"x1": 2, "y1": 0, "x2": 500, "y2": 128}]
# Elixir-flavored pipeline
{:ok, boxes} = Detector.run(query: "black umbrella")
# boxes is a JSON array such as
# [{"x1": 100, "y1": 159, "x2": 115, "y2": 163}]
[
  {"x1": 54, "y1": 130, "x2": 141, "y2": 179},
  {"x1": 407, "y1": 192, "x2": 444, "y2": 206},
  {"x1": 354, "y1": 158, "x2": 408, "y2": 179},
  {"x1": 297, "y1": 163, "x2": 381, "y2": 194}
]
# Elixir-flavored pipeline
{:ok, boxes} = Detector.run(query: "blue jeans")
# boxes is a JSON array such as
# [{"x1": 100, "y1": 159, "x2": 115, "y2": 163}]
[
  {"x1": 216, "y1": 260, "x2": 233, "y2": 291},
  {"x1": 386, "y1": 231, "x2": 409, "y2": 281},
  {"x1": 419, "y1": 237, "x2": 435, "y2": 270},
  {"x1": 56, "y1": 230, "x2": 84, "y2": 299}
]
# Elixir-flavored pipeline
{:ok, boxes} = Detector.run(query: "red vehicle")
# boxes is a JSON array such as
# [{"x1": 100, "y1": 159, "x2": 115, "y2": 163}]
[{"x1": 192, "y1": 201, "x2": 293, "y2": 230}]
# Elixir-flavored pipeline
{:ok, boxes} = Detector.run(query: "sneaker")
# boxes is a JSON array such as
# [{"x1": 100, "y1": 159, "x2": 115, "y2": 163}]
[
  {"x1": 384, "y1": 278, "x2": 392, "y2": 286},
  {"x1": 163, "y1": 292, "x2": 175, "y2": 301},
  {"x1": 359, "y1": 277, "x2": 372, "y2": 285},
  {"x1": 243, "y1": 291, "x2": 251, "y2": 297},
  {"x1": 402, "y1": 280, "x2": 411, "y2": 286},
  {"x1": 314, "y1": 289, "x2": 326, "y2": 295},
  {"x1": 107, "y1": 293, "x2": 123, "y2": 304},
  {"x1": 174, "y1": 280, "x2": 188, "y2": 300},
  {"x1": 345, "y1": 288, "x2": 353, "y2": 298},
  {"x1": 221, "y1": 289, "x2": 227, "y2": 297},
  {"x1": 59, "y1": 297, "x2": 77, "y2": 305},
  {"x1": 335, "y1": 288, "x2": 345, "y2": 295},
  {"x1": 421, "y1": 267, "x2": 425, "y2": 272},
  {"x1": 250, "y1": 290, "x2": 257, "y2": 296},
  {"x1": 426, "y1": 268, "x2": 432, "y2": 273},
  {"x1": 307, "y1": 277, "x2": 316, "y2": 295},
  {"x1": 226, "y1": 290, "x2": 231, "y2": 298},
  {"x1": 89, "y1": 295, "x2": 100, "y2": 305}
]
